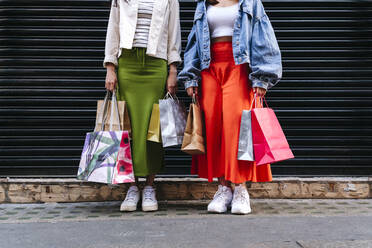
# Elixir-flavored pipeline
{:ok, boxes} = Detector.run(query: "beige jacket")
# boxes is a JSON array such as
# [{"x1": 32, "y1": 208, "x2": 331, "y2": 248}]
[{"x1": 103, "y1": 0, "x2": 182, "y2": 68}]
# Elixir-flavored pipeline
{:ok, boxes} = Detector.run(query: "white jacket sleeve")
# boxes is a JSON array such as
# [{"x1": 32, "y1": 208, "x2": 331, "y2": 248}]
[
  {"x1": 103, "y1": 1, "x2": 120, "y2": 68},
  {"x1": 167, "y1": 0, "x2": 182, "y2": 65}
]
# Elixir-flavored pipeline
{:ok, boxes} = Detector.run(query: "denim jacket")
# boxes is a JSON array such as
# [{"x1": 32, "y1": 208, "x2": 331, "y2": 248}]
[{"x1": 177, "y1": 0, "x2": 282, "y2": 90}]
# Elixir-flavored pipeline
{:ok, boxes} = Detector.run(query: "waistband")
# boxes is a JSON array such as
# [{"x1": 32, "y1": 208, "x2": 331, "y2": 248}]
[
  {"x1": 210, "y1": 41, "x2": 234, "y2": 62},
  {"x1": 120, "y1": 48, "x2": 148, "y2": 67}
]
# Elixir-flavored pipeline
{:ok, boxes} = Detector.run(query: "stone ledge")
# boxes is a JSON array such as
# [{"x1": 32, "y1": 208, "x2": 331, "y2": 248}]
[
  {"x1": 0, "y1": 177, "x2": 371, "y2": 203},
  {"x1": 1, "y1": 176, "x2": 371, "y2": 183}
]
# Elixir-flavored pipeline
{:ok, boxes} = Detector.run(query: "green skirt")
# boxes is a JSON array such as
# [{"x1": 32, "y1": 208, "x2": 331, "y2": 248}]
[{"x1": 117, "y1": 48, "x2": 167, "y2": 177}]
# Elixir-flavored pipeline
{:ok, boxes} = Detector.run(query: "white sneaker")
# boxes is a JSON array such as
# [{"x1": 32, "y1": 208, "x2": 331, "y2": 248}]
[
  {"x1": 207, "y1": 185, "x2": 233, "y2": 213},
  {"x1": 142, "y1": 185, "x2": 158, "y2": 212},
  {"x1": 231, "y1": 184, "x2": 252, "y2": 214},
  {"x1": 120, "y1": 185, "x2": 140, "y2": 212}
]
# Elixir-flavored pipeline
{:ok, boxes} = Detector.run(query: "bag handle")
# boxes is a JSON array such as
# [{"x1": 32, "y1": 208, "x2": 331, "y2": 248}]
[
  {"x1": 100, "y1": 91, "x2": 111, "y2": 131},
  {"x1": 109, "y1": 90, "x2": 122, "y2": 131},
  {"x1": 249, "y1": 93, "x2": 269, "y2": 110},
  {"x1": 192, "y1": 93, "x2": 199, "y2": 106},
  {"x1": 164, "y1": 92, "x2": 180, "y2": 103},
  {"x1": 262, "y1": 96, "x2": 269, "y2": 107},
  {"x1": 164, "y1": 92, "x2": 173, "y2": 99},
  {"x1": 100, "y1": 90, "x2": 121, "y2": 131}
]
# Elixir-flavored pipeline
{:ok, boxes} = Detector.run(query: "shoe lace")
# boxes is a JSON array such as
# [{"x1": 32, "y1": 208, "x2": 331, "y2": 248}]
[
  {"x1": 125, "y1": 189, "x2": 137, "y2": 202},
  {"x1": 143, "y1": 189, "x2": 155, "y2": 201},
  {"x1": 213, "y1": 187, "x2": 227, "y2": 203},
  {"x1": 235, "y1": 188, "x2": 248, "y2": 204}
]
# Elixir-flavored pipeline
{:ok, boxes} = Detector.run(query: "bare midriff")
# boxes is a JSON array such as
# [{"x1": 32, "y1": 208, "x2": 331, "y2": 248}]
[{"x1": 211, "y1": 36, "x2": 233, "y2": 43}]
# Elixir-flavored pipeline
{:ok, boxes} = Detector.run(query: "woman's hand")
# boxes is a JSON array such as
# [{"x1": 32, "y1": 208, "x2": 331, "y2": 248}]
[
  {"x1": 105, "y1": 63, "x2": 117, "y2": 91},
  {"x1": 167, "y1": 63, "x2": 178, "y2": 95},
  {"x1": 167, "y1": 72, "x2": 177, "y2": 95},
  {"x1": 186, "y1": 87, "x2": 198, "y2": 97},
  {"x1": 253, "y1": 87, "x2": 266, "y2": 97}
]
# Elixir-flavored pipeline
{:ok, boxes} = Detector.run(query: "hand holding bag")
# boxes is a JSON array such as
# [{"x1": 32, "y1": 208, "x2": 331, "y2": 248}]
[
  {"x1": 77, "y1": 91, "x2": 134, "y2": 184},
  {"x1": 181, "y1": 94, "x2": 205, "y2": 155},
  {"x1": 159, "y1": 92, "x2": 187, "y2": 147},
  {"x1": 251, "y1": 96, "x2": 294, "y2": 165}
]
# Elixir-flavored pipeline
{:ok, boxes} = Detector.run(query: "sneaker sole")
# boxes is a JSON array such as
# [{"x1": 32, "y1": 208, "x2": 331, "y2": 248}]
[
  {"x1": 120, "y1": 205, "x2": 137, "y2": 212},
  {"x1": 207, "y1": 206, "x2": 229, "y2": 213},
  {"x1": 231, "y1": 208, "x2": 252, "y2": 215},
  {"x1": 207, "y1": 209, "x2": 227, "y2": 213},
  {"x1": 207, "y1": 202, "x2": 232, "y2": 213},
  {"x1": 142, "y1": 204, "x2": 158, "y2": 212}
]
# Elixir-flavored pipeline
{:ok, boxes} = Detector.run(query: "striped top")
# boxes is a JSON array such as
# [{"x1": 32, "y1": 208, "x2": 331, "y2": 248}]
[{"x1": 133, "y1": 0, "x2": 154, "y2": 48}]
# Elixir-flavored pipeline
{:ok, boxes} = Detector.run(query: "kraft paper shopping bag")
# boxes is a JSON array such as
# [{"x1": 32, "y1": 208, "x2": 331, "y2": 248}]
[
  {"x1": 94, "y1": 89, "x2": 131, "y2": 136},
  {"x1": 181, "y1": 94, "x2": 205, "y2": 155}
]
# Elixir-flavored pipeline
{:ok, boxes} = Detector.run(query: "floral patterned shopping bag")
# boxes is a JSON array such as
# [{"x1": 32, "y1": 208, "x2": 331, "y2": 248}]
[
  {"x1": 112, "y1": 131, "x2": 134, "y2": 184},
  {"x1": 77, "y1": 91, "x2": 134, "y2": 184}
]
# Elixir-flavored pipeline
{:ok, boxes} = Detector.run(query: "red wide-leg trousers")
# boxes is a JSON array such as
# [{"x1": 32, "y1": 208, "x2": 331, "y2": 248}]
[{"x1": 191, "y1": 41, "x2": 273, "y2": 184}]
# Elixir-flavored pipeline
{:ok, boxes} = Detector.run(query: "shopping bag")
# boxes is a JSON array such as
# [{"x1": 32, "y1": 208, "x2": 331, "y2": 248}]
[
  {"x1": 159, "y1": 92, "x2": 187, "y2": 147},
  {"x1": 172, "y1": 94, "x2": 188, "y2": 145},
  {"x1": 181, "y1": 94, "x2": 205, "y2": 155},
  {"x1": 112, "y1": 131, "x2": 135, "y2": 184},
  {"x1": 147, "y1": 103, "x2": 161, "y2": 143},
  {"x1": 77, "y1": 90, "x2": 135, "y2": 184},
  {"x1": 251, "y1": 97, "x2": 294, "y2": 165},
  {"x1": 77, "y1": 130, "x2": 125, "y2": 184},
  {"x1": 94, "y1": 89, "x2": 131, "y2": 135},
  {"x1": 238, "y1": 95, "x2": 257, "y2": 161},
  {"x1": 237, "y1": 109, "x2": 254, "y2": 161}
]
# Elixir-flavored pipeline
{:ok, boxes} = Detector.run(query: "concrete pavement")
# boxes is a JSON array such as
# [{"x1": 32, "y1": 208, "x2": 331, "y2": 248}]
[{"x1": 1, "y1": 199, "x2": 372, "y2": 248}]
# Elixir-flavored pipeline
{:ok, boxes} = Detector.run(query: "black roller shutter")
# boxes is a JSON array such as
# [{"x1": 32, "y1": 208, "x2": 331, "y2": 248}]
[{"x1": 0, "y1": 0, "x2": 371, "y2": 177}]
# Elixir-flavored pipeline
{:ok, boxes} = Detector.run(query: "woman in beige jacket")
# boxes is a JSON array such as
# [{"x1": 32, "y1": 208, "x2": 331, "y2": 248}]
[{"x1": 103, "y1": 0, "x2": 182, "y2": 212}]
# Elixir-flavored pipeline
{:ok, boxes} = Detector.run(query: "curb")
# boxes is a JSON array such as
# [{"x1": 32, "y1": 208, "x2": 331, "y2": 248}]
[{"x1": 0, "y1": 177, "x2": 371, "y2": 203}]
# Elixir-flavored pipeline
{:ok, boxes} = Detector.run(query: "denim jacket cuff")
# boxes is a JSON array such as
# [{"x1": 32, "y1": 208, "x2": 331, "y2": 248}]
[
  {"x1": 184, "y1": 79, "x2": 199, "y2": 89},
  {"x1": 103, "y1": 55, "x2": 118, "y2": 68},
  {"x1": 250, "y1": 77, "x2": 269, "y2": 90}
]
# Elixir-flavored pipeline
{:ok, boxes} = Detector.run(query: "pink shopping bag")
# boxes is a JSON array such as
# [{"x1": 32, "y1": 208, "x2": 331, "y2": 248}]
[
  {"x1": 251, "y1": 97, "x2": 294, "y2": 166},
  {"x1": 112, "y1": 131, "x2": 135, "y2": 184}
]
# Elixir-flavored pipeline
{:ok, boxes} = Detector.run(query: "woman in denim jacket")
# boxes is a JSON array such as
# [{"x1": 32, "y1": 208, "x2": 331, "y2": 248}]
[
  {"x1": 104, "y1": 0, "x2": 182, "y2": 212},
  {"x1": 178, "y1": 0, "x2": 282, "y2": 214}
]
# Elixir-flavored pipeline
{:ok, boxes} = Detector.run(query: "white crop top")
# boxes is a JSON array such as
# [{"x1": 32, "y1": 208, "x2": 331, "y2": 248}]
[{"x1": 207, "y1": 3, "x2": 239, "y2": 39}]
